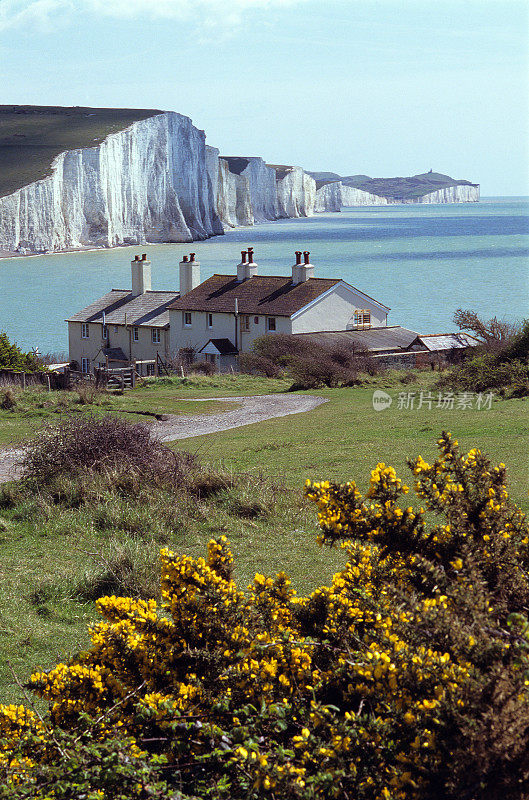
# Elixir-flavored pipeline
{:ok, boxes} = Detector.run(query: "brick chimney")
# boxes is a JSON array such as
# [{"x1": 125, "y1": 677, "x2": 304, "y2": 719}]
[
  {"x1": 179, "y1": 252, "x2": 201, "y2": 296},
  {"x1": 131, "y1": 253, "x2": 151, "y2": 297},
  {"x1": 237, "y1": 247, "x2": 258, "y2": 281}
]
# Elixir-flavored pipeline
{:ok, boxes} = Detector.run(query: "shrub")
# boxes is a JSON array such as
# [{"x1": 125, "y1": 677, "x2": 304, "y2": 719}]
[
  {"x1": 21, "y1": 413, "x2": 198, "y2": 486},
  {"x1": 0, "y1": 388, "x2": 16, "y2": 410},
  {"x1": 0, "y1": 331, "x2": 41, "y2": 372},
  {"x1": 75, "y1": 538, "x2": 162, "y2": 601},
  {"x1": 187, "y1": 360, "x2": 217, "y2": 375},
  {"x1": 249, "y1": 334, "x2": 377, "y2": 388},
  {"x1": 2, "y1": 434, "x2": 528, "y2": 799},
  {"x1": 438, "y1": 353, "x2": 529, "y2": 394}
]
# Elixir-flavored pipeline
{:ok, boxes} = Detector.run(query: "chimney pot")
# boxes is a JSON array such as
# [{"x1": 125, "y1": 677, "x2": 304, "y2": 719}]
[
  {"x1": 295, "y1": 251, "x2": 302, "y2": 265},
  {"x1": 142, "y1": 253, "x2": 147, "y2": 261},
  {"x1": 190, "y1": 252, "x2": 195, "y2": 262},
  {"x1": 303, "y1": 251, "x2": 310, "y2": 264},
  {"x1": 183, "y1": 255, "x2": 188, "y2": 262},
  {"x1": 247, "y1": 247, "x2": 254, "y2": 263},
  {"x1": 241, "y1": 250, "x2": 247, "y2": 263}
]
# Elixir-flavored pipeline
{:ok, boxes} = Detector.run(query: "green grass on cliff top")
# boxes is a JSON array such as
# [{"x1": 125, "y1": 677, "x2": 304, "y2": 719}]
[{"x1": 0, "y1": 106, "x2": 163, "y2": 198}]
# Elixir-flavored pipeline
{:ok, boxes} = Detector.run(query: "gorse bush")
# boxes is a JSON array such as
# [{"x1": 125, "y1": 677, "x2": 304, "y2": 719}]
[{"x1": 1, "y1": 434, "x2": 529, "y2": 799}]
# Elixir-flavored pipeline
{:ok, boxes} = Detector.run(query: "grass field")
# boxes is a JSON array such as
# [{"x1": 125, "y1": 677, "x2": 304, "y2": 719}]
[
  {"x1": 0, "y1": 383, "x2": 242, "y2": 447},
  {"x1": 0, "y1": 106, "x2": 162, "y2": 198},
  {"x1": 0, "y1": 370, "x2": 526, "y2": 704}
]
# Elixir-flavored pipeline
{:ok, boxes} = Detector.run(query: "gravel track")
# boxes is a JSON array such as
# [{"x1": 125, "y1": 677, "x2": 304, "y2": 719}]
[{"x1": 0, "y1": 394, "x2": 327, "y2": 483}]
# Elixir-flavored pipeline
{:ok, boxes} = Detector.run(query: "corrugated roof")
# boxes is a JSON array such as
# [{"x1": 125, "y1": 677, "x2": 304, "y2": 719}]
[
  {"x1": 168, "y1": 275, "x2": 343, "y2": 316},
  {"x1": 415, "y1": 333, "x2": 480, "y2": 351},
  {"x1": 66, "y1": 290, "x2": 178, "y2": 327},
  {"x1": 292, "y1": 326, "x2": 419, "y2": 352}
]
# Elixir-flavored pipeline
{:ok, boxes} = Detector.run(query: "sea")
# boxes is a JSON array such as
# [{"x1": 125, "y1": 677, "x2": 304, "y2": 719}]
[{"x1": 0, "y1": 197, "x2": 527, "y2": 355}]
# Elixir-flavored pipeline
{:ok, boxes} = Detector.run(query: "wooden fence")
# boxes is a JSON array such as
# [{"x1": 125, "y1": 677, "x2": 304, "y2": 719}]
[{"x1": 0, "y1": 369, "x2": 71, "y2": 390}]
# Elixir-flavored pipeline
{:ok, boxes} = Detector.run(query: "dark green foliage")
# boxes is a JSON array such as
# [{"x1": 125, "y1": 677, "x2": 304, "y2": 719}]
[
  {"x1": 0, "y1": 713, "x2": 176, "y2": 799},
  {"x1": 0, "y1": 331, "x2": 41, "y2": 372}
]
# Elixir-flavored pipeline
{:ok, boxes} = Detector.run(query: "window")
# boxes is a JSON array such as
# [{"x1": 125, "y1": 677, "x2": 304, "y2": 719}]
[
  {"x1": 147, "y1": 364, "x2": 155, "y2": 376},
  {"x1": 266, "y1": 317, "x2": 276, "y2": 332},
  {"x1": 353, "y1": 309, "x2": 371, "y2": 329},
  {"x1": 254, "y1": 316, "x2": 259, "y2": 324},
  {"x1": 132, "y1": 327, "x2": 139, "y2": 341},
  {"x1": 102, "y1": 325, "x2": 108, "y2": 340},
  {"x1": 205, "y1": 354, "x2": 216, "y2": 364},
  {"x1": 184, "y1": 312, "x2": 192, "y2": 327},
  {"x1": 81, "y1": 323, "x2": 89, "y2": 338},
  {"x1": 240, "y1": 315, "x2": 250, "y2": 332},
  {"x1": 207, "y1": 313, "x2": 213, "y2": 328},
  {"x1": 151, "y1": 328, "x2": 161, "y2": 343},
  {"x1": 113, "y1": 325, "x2": 119, "y2": 333},
  {"x1": 81, "y1": 357, "x2": 90, "y2": 374}
]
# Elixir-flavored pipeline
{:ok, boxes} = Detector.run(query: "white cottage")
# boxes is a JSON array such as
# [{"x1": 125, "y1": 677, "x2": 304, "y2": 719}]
[
  {"x1": 167, "y1": 248, "x2": 390, "y2": 368},
  {"x1": 67, "y1": 248, "x2": 390, "y2": 374}
]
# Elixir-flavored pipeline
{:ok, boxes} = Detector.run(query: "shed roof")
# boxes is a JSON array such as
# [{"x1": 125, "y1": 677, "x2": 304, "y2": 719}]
[
  {"x1": 412, "y1": 333, "x2": 480, "y2": 352},
  {"x1": 66, "y1": 290, "x2": 178, "y2": 328},
  {"x1": 168, "y1": 275, "x2": 386, "y2": 316},
  {"x1": 292, "y1": 326, "x2": 419, "y2": 353}
]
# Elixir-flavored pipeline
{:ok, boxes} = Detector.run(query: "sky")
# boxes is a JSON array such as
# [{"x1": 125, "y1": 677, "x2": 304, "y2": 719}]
[{"x1": 0, "y1": 0, "x2": 528, "y2": 195}]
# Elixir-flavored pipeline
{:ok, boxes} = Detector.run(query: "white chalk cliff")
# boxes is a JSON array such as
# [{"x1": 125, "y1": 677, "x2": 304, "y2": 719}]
[
  {"x1": 0, "y1": 112, "x2": 225, "y2": 253},
  {"x1": 0, "y1": 109, "x2": 479, "y2": 254},
  {"x1": 315, "y1": 182, "x2": 389, "y2": 212}
]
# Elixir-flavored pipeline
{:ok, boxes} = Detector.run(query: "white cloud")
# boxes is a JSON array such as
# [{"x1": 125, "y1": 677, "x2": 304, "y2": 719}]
[{"x1": 0, "y1": 0, "x2": 310, "y2": 32}]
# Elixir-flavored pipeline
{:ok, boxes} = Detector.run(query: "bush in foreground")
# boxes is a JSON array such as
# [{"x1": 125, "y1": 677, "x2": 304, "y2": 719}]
[
  {"x1": 21, "y1": 413, "x2": 197, "y2": 486},
  {"x1": 1, "y1": 434, "x2": 529, "y2": 799}
]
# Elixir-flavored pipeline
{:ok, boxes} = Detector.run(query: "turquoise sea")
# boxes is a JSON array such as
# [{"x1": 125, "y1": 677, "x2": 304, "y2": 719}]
[{"x1": 0, "y1": 197, "x2": 527, "y2": 354}]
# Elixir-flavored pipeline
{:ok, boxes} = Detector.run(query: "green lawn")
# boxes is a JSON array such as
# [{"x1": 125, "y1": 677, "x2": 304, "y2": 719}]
[
  {"x1": 170, "y1": 375, "x2": 529, "y2": 512},
  {"x1": 0, "y1": 384, "x2": 242, "y2": 447}
]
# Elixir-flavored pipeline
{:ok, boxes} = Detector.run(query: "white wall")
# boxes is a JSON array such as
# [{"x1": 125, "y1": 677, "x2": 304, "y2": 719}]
[
  {"x1": 68, "y1": 321, "x2": 170, "y2": 370},
  {"x1": 169, "y1": 309, "x2": 291, "y2": 356},
  {"x1": 291, "y1": 283, "x2": 388, "y2": 334}
]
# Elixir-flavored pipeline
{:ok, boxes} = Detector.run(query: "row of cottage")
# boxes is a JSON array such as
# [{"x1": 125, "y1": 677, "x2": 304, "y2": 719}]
[{"x1": 67, "y1": 250, "x2": 476, "y2": 374}]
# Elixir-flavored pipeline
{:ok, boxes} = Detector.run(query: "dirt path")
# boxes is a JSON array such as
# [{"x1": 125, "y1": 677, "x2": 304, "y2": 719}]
[{"x1": 0, "y1": 394, "x2": 327, "y2": 483}]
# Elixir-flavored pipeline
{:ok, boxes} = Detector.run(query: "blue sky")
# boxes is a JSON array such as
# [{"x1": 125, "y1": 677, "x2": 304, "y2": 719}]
[{"x1": 1, "y1": 0, "x2": 528, "y2": 195}]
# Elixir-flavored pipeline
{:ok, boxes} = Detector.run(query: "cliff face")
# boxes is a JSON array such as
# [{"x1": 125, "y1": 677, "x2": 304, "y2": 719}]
[
  {"x1": 212, "y1": 158, "x2": 314, "y2": 229},
  {"x1": 392, "y1": 184, "x2": 480, "y2": 204},
  {"x1": 0, "y1": 112, "x2": 223, "y2": 253},
  {"x1": 314, "y1": 182, "x2": 389, "y2": 211},
  {"x1": 275, "y1": 166, "x2": 316, "y2": 218}
]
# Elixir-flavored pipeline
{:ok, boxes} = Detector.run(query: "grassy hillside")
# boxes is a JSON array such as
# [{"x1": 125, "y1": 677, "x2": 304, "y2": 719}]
[
  {"x1": 308, "y1": 169, "x2": 479, "y2": 198},
  {"x1": 0, "y1": 372, "x2": 526, "y2": 703},
  {"x1": 0, "y1": 105, "x2": 164, "y2": 198}
]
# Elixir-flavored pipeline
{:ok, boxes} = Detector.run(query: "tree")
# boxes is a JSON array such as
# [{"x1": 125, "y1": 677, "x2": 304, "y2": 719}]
[{"x1": 0, "y1": 331, "x2": 40, "y2": 372}]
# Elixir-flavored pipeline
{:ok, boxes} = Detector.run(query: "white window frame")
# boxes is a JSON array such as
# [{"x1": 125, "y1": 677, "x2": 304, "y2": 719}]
[
  {"x1": 151, "y1": 328, "x2": 161, "y2": 344},
  {"x1": 81, "y1": 323, "x2": 89, "y2": 338},
  {"x1": 81, "y1": 357, "x2": 90, "y2": 374},
  {"x1": 240, "y1": 315, "x2": 250, "y2": 332},
  {"x1": 266, "y1": 317, "x2": 276, "y2": 332},
  {"x1": 207, "y1": 313, "x2": 213, "y2": 329},
  {"x1": 353, "y1": 309, "x2": 371, "y2": 329},
  {"x1": 132, "y1": 327, "x2": 139, "y2": 341},
  {"x1": 184, "y1": 312, "x2": 192, "y2": 327}
]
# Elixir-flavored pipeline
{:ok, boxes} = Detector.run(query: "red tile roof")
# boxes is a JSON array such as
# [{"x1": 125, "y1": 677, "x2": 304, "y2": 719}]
[{"x1": 167, "y1": 275, "x2": 341, "y2": 316}]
